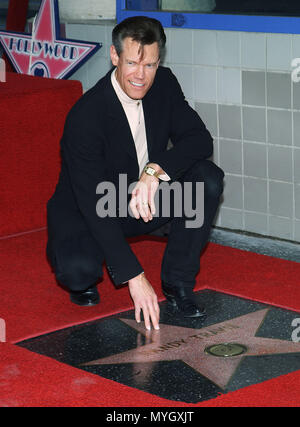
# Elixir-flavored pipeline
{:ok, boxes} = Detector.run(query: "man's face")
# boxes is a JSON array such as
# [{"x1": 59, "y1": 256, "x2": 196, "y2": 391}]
[{"x1": 110, "y1": 37, "x2": 160, "y2": 100}]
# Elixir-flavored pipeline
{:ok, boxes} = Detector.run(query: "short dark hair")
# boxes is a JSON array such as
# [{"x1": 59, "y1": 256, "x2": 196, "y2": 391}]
[{"x1": 112, "y1": 16, "x2": 166, "y2": 58}]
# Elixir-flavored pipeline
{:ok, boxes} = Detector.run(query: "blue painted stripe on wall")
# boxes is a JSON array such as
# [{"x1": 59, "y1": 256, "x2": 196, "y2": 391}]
[{"x1": 116, "y1": 0, "x2": 300, "y2": 33}]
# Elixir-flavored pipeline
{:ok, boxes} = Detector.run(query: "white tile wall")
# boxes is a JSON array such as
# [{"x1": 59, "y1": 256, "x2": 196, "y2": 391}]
[
  {"x1": 171, "y1": 28, "x2": 193, "y2": 64},
  {"x1": 241, "y1": 33, "x2": 266, "y2": 70},
  {"x1": 193, "y1": 30, "x2": 217, "y2": 66},
  {"x1": 217, "y1": 68, "x2": 241, "y2": 104},
  {"x1": 216, "y1": 31, "x2": 240, "y2": 68},
  {"x1": 66, "y1": 21, "x2": 113, "y2": 91},
  {"x1": 171, "y1": 64, "x2": 194, "y2": 99},
  {"x1": 194, "y1": 66, "x2": 217, "y2": 102},
  {"x1": 266, "y1": 33, "x2": 292, "y2": 71}
]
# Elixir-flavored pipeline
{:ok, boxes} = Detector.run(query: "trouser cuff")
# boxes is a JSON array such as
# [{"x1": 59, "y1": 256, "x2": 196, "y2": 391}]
[{"x1": 161, "y1": 274, "x2": 195, "y2": 289}]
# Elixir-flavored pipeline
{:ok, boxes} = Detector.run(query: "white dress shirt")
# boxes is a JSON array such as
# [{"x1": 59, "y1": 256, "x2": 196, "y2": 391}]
[
  {"x1": 111, "y1": 68, "x2": 148, "y2": 177},
  {"x1": 111, "y1": 68, "x2": 170, "y2": 181}
]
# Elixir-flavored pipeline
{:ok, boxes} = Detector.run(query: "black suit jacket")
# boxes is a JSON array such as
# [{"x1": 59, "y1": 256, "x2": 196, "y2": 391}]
[{"x1": 47, "y1": 66, "x2": 213, "y2": 284}]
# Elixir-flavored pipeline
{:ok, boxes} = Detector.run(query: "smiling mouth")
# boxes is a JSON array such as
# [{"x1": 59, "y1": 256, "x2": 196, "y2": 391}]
[{"x1": 130, "y1": 81, "x2": 145, "y2": 88}]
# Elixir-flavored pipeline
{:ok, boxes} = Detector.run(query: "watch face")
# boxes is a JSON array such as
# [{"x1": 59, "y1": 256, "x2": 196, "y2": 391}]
[{"x1": 146, "y1": 167, "x2": 155, "y2": 175}]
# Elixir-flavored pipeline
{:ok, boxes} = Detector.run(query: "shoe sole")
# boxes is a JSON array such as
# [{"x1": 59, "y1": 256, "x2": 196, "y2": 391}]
[{"x1": 70, "y1": 295, "x2": 100, "y2": 307}]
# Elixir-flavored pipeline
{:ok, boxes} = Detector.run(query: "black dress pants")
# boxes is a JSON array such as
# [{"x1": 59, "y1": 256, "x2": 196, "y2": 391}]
[{"x1": 46, "y1": 160, "x2": 224, "y2": 292}]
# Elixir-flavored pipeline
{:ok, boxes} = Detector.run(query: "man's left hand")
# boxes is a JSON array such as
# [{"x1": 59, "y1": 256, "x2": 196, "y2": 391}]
[
  {"x1": 129, "y1": 164, "x2": 161, "y2": 222},
  {"x1": 128, "y1": 273, "x2": 160, "y2": 330}
]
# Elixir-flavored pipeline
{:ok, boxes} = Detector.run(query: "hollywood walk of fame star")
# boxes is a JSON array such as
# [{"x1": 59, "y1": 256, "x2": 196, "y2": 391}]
[
  {"x1": 0, "y1": 0, "x2": 101, "y2": 79},
  {"x1": 82, "y1": 309, "x2": 300, "y2": 389}
]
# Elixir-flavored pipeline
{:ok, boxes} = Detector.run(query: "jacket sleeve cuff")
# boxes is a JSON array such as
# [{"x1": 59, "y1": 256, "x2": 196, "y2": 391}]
[{"x1": 106, "y1": 260, "x2": 144, "y2": 286}]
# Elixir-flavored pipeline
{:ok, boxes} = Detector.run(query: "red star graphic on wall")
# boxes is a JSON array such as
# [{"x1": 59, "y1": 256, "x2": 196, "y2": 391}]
[{"x1": 0, "y1": 0, "x2": 101, "y2": 79}]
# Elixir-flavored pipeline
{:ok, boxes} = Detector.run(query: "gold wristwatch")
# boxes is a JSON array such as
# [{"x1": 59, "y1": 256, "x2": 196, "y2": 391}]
[{"x1": 143, "y1": 165, "x2": 161, "y2": 180}]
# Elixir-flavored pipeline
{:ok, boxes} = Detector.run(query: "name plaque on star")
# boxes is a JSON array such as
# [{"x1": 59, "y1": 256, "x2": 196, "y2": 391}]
[{"x1": 0, "y1": 0, "x2": 101, "y2": 79}]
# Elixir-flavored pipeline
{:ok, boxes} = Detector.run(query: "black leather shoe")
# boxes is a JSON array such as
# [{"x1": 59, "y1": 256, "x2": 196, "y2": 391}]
[
  {"x1": 70, "y1": 285, "x2": 100, "y2": 306},
  {"x1": 162, "y1": 282, "x2": 206, "y2": 318}
]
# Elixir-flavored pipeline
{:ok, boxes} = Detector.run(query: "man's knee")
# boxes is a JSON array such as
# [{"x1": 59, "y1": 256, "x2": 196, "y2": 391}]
[
  {"x1": 55, "y1": 254, "x2": 102, "y2": 292},
  {"x1": 185, "y1": 160, "x2": 224, "y2": 199},
  {"x1": 204, "y1": 161, "x2": 224, "y2": 199}
]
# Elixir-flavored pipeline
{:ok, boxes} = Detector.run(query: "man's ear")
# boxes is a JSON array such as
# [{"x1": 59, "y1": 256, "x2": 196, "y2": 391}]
[{"x1": 110, "y1": 45, "x2": 119, "y2": 67}]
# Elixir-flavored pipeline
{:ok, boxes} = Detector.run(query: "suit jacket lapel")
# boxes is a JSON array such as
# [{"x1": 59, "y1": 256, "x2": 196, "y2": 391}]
[
  {"x1": 103, "y1": 71, "x2": 138, "y2": 163},
  {"x1": 142, "y1": 74, "x2": 161, "y2": 158},
  {"x1": 142, "y1": 93, "x2": 155, "y2": 157}
]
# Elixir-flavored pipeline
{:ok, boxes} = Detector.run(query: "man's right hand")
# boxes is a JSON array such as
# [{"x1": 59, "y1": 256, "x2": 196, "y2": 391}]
[{"x1": 128, "y1": 273, "x2": 160, "y2": 331}]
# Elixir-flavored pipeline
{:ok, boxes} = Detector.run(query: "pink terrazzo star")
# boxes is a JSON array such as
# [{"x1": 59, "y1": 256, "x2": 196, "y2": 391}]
[{"x1": 83, "y1": 309, "x2": 300, "y2": 389}]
